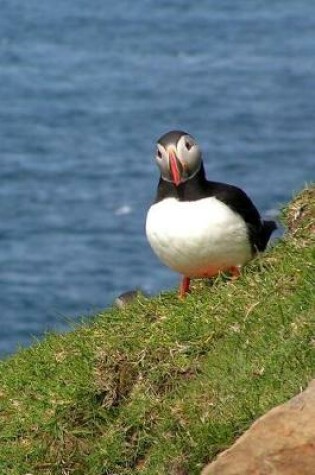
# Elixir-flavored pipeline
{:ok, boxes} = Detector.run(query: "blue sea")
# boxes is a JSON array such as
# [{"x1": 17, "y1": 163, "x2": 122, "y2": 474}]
[{"x1": 1, "y1": 1, "x2": 314, "y2": 356}]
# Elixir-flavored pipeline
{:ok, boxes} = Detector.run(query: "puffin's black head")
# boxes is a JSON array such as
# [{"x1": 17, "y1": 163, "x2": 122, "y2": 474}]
[{"x1": 155, "y1": 130, "x2": 202, "y2": 186}]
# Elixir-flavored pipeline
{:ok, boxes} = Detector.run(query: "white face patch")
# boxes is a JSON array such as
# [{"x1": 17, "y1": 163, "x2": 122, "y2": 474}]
[
  {"x1": 146, "y1": 197, "x2": 252, "y2": 278},
  {"x1": 155, "y1": 134, "x2": 202, "y2": 184}
]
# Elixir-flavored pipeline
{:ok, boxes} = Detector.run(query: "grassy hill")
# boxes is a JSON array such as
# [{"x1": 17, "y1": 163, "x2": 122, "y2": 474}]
[{"x1": 0, "y1": 186, "x2": 314, "y2": 475}]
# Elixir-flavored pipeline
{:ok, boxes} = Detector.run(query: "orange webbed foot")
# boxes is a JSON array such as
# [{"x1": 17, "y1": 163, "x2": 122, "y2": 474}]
[
  {"x1": 228, "y1": 266, "x2": 241, "y2": 281},
  {"x1": 179, "y1": 276, "x2": 191, "y2": 298}
]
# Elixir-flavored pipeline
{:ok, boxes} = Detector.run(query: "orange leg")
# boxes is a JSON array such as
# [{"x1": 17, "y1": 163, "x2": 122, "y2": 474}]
[
  {"x1": 229, "y1": 266, "x2": 241, "y2": 281},
  {"x1": 179, "y1": 276, "x2": 191, "y2": 298}
]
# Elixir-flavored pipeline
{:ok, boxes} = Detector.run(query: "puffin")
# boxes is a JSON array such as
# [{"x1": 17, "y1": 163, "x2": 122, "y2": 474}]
[{"x1": 146, "y1": 130, "x2": 277, "y2": 297}]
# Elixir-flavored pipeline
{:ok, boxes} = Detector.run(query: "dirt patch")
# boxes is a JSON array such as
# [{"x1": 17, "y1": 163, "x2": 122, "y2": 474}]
[{"x1": 285, "y1": 186, "x2": 315, "y2": 237}]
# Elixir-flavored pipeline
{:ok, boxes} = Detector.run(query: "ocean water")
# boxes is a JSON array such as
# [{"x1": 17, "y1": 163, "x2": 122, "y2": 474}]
[{"x1": 0, "y1": 0, "x2": 314, "y2": 356}]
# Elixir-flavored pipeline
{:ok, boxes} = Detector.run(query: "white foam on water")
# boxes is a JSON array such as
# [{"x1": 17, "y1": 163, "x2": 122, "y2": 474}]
[{"x1": 115, "y1": 205, "x2": 132, "y2": 216}]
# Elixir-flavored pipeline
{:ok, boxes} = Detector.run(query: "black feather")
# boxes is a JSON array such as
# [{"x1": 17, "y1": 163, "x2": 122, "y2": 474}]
[{"x1": 154, "y1": 164, "x2": 277, "y2": 253}]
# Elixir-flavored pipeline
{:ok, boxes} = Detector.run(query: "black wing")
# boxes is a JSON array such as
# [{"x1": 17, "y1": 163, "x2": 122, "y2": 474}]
[{"x1": 209, "y1": 181, "x2": 276, "y2": 252}]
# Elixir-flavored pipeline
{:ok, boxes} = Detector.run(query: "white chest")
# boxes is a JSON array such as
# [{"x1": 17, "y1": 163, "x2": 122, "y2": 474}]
[{"x1": 146, "y1": 197, "x2": 252, "y2": 277}]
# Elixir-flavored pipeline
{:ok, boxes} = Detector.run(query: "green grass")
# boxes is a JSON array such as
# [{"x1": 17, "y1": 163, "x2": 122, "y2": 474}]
[{"x1": 0, "y1": 186, "x2": 314, "y2": 475}]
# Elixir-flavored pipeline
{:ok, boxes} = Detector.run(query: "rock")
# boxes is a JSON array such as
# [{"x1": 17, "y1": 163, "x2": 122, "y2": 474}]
[
  {"x1": 114, "y1": 289, "x2": 147, "y2": 309},
  {"x1": 202, "y1": 379, "x2": 315, "y2": 475}
]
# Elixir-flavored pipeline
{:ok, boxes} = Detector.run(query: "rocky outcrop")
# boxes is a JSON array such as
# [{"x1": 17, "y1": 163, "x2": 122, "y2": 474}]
[
  {"x1": 114, "y1": 289, "x2": 147, "y2": 308},
  {"x1": 202, "y1": 380, "x2": 315, "y2": 475}
]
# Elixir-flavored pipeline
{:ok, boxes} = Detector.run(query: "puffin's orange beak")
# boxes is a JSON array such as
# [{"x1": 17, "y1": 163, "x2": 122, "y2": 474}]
[{"x1": 168, "y1": 149, "x2": 181, "y2": 186}]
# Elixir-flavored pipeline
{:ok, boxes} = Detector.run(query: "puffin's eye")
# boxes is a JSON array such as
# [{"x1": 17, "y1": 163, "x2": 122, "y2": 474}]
[
  {"x1": 185, "y1": 141, "x2": 192, "y2": 151},
  {"x1": 157, "y1": 149, "x2": 162, "y2": 159}
]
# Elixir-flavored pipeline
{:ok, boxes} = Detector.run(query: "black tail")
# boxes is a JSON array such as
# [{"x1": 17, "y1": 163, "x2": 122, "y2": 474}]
[{"x1": 256, "y1": 220, "x2": 277, "y2": 252}]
